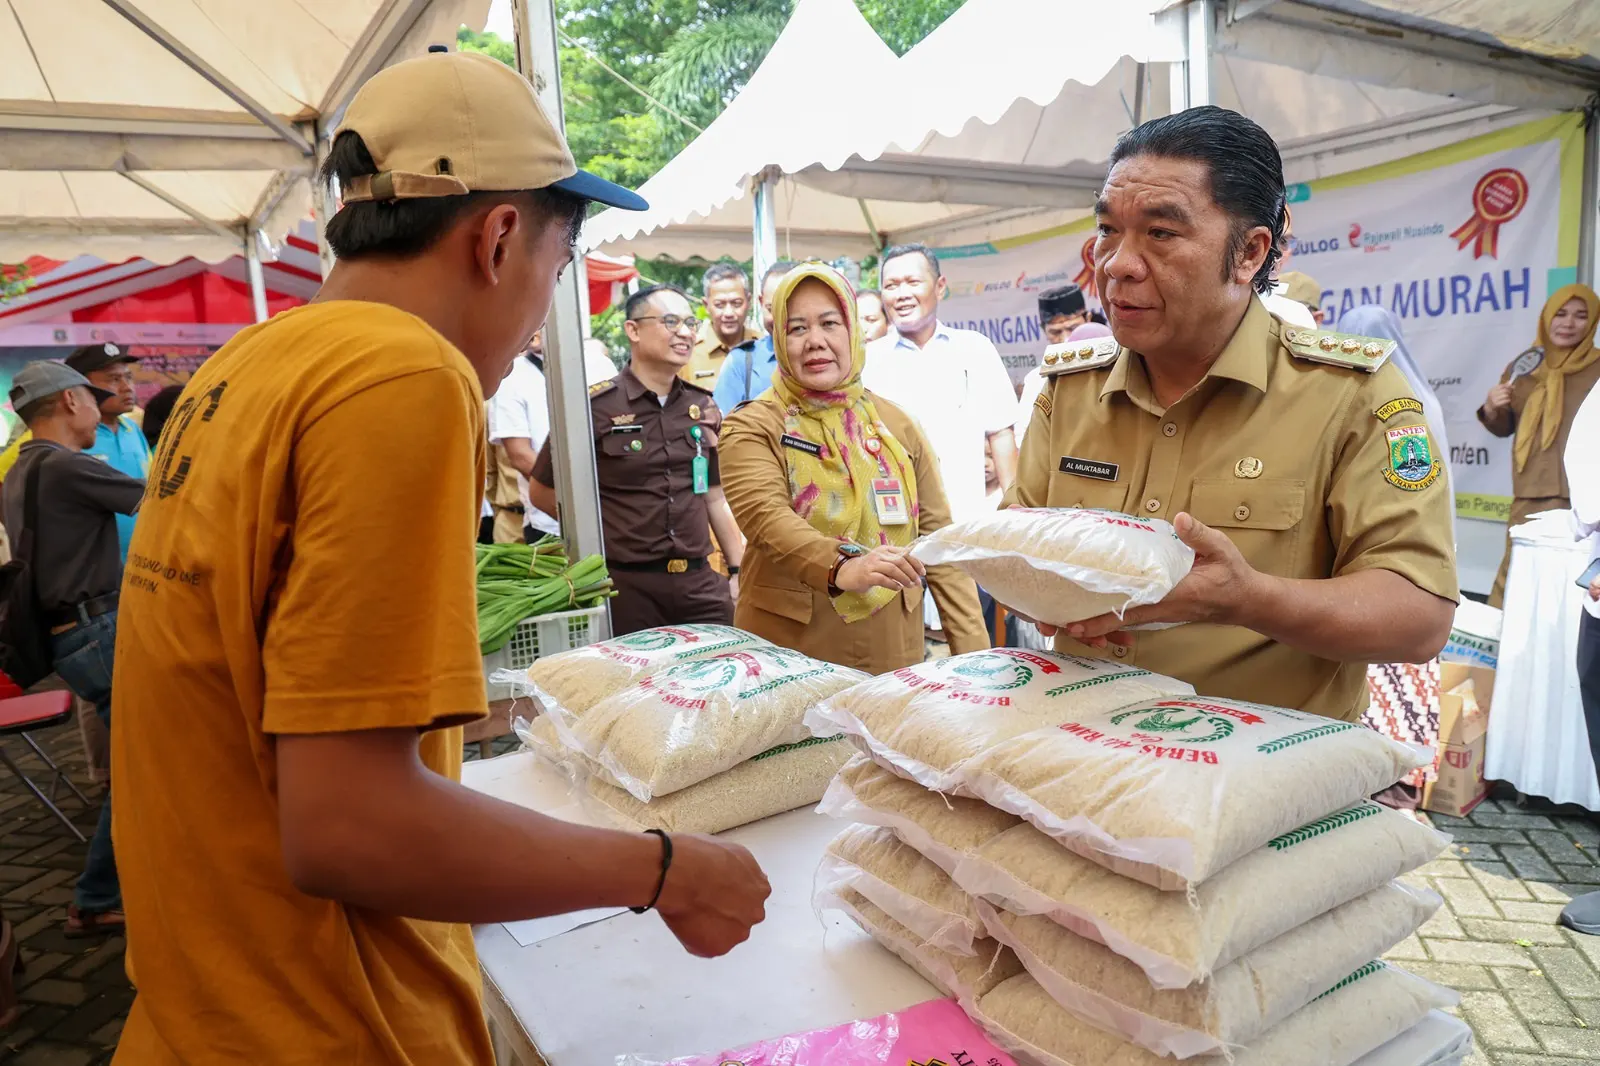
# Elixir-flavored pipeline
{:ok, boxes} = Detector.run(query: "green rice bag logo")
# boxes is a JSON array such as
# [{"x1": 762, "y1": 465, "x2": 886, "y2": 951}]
[
  {"x1": 945, "y1": 650, "x2": 1060, "y2": 691},
  {"x1": 1106, "y1": 699, "x2": 1266, "y2": 744},
  {"x1": 650, "y1": 655, "x2": 743, "y2": 693},
  {"x1": 613, "y1": 626, "x2": 701, "y2": 651}
]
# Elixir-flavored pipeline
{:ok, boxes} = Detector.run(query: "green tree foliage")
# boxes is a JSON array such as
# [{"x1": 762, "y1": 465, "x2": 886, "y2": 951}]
[
  {"x1": 463, "y1": 0, "x2": 961, "y2": 342},
  {"x1": 462, "y1": 1, "x2": 962, "y2": 192},
  {"x1": 0, "y1": 263, "x2": 32, "y2": 304}
]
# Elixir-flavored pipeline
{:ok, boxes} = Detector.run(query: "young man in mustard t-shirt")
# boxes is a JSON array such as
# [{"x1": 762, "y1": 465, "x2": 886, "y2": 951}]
[{"x1": 111, "y1": 52, "x2": 771, "y2": 1064}]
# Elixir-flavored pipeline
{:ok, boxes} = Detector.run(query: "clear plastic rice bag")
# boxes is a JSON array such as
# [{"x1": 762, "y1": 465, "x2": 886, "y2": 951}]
[{"x1": 911, "y1": 508, "x2": 1193, "y2": 627}]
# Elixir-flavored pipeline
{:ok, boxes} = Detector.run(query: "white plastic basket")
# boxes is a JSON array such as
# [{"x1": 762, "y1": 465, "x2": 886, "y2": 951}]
[{"x1": 482, "y1": 606, "x2": 607, "y2": 701}]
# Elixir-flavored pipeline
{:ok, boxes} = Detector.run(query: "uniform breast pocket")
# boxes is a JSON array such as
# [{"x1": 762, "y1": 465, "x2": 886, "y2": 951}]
[
  {"x1": 1188, "y1": 477, "x2": 1307, "y2": 572},
  {"x1": 598, "y1": 432, "x2": 647, "y2": 483},
  {"x1": 1052, "y1": 466, "x2": 1132, "y2": 513}
]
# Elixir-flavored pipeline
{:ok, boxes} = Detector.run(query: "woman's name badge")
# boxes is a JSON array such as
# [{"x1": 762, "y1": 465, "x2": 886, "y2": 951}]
[{"x1": 872, "y1": 478, "x2": 909, "y2": 525}]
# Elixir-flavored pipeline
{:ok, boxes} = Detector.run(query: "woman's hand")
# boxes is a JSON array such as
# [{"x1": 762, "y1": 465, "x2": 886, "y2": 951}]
[
  {"x1": 1589, "y1": 574, "x2": 1600, "y2": 602},
  {"x1": 835, "y1": 546, "x2": 924, "y2": 593},
  {"x1": 1484, "y1": 382, "x2": 1514, "y2": 413}
]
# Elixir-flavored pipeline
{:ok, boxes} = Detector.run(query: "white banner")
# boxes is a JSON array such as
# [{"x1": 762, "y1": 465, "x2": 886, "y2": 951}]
[
  {"x1": 929, "y1": 118, "x2": 1578, "y2": 517},
  {"x1": 1288, "y1": 135, "x2": 1565, "y2": 518},
  {"x1": 935, "y1": 230, "x2": 1098, "y2": 389}
]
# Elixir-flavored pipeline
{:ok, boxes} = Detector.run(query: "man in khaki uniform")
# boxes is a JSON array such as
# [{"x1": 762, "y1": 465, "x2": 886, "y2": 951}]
[
  {"x1": 680, "y1": 262, "x2": 760, "y2": 387},
  {"x1": 1007, "y1": 106, "x2": 1457, "y2": 722}
]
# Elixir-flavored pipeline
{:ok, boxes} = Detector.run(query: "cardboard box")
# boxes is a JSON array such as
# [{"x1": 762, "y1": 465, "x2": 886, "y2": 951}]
[
  {"x1": 1438, "y1": 664, "x2": 1496, "y2": 715},
  {"x1": 1422, "y1": 674, "x2": 1492, "y2": 818}
]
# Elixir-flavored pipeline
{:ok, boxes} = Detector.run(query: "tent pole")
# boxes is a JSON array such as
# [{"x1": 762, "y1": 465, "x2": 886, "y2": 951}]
[
  {"x1": 752, "y1": 170, "x2": 779, "y2": 285},
  {"x1": 312, "y1": 121, "x2": 336, "y2": 279},
  {"x1": 245, "y1": 230, "x2": 269, "y2": 323},
  {"x1": 1580, "y1": 103, "x2": 1600, "y2": 290},
  {"x1": 513, "y1": 0, "x2": 609, "y2": 590},
  {"x1": 1185, "y1": 0, "x2": 1216, "y2": 109}
]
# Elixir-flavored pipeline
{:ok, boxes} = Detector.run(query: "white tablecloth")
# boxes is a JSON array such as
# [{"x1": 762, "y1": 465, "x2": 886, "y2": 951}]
[
  {"x1": 1485, "y1": 513, "x2": 1599, "y2": 810},
  {"x1": 462, "y1": 753, "x2": 1472, "y2": 1066}
]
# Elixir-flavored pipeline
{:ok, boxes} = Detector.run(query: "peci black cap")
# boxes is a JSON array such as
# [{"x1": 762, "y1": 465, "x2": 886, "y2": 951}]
[{"x1": 1038, "y1": 284, "x2": 1087, "y2": 324}]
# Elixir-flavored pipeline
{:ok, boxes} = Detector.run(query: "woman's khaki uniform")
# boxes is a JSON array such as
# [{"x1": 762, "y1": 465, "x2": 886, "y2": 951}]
[{"x1": 720, "y1": 397, "x2": 987, "y2": 674}]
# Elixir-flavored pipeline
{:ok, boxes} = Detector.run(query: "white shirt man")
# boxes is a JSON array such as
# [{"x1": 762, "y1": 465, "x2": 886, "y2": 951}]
[
  {"x1": 863, "y1": 323, "x2": 1018, "y2": 524},
  {"x1": 487, "y1": 354, "x2": 559, "y2": 537}
]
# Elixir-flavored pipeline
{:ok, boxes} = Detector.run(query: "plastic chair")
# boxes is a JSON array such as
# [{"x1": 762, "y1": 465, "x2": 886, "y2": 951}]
[{"x1": 0, "y1": 691, "x2": 88, "y2": 842}]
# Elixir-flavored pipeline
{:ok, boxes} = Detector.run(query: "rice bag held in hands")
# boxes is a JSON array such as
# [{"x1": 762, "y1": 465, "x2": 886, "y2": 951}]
[{"x1": 911, "y1": 508, "x2": 1194, "y2": 627}]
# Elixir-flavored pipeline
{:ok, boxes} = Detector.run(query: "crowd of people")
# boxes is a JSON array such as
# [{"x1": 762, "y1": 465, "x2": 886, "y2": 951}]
[{"x1": 0, "y1": 44, "x2": 1597, "y2": 1063}]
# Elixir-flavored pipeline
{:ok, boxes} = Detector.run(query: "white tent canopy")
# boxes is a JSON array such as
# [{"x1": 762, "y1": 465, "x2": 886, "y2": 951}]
[
  {"x1": 587, "y1": 0, "x2": 1600, "y2": 264},
  {"x1": 583, "y1": 0, "x2": 1018, "y2": 262},
  {"x1": 0, "y1": 0, "x2": 489, "y2": 264}
]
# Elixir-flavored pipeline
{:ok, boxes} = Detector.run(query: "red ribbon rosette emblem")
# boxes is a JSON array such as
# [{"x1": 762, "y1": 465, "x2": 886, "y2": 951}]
[
  {"x1": 1073, "y1": 235, "x2": 1097, "y2": 297},
  {"x1": 1449, "y1": 167, "x2": 1528, "y2": 260}
]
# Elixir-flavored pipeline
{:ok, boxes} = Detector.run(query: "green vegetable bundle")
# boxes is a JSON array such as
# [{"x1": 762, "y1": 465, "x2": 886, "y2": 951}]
[{"x1": 476, "y1": 537, "x2": 614, "y2": 653}]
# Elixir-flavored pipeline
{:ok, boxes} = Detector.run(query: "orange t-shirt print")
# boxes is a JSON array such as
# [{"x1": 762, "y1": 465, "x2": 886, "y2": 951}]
[{"x1": 111, "y1": 301, "x2": 492, "y2": 1065}]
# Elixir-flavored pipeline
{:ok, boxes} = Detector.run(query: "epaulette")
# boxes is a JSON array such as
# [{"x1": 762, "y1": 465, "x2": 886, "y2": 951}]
[
  {"x1": 588, "y1": 379, "x2": 616, "y2": 397},
  {"x1": 682, "y1": 377, "x2": 714, "y2": 396},
  {"x1": 1282, "y1": 327, "x2": 1396, "y2": 373},
  {"x1": 1040, "y1": 336, "x2": 1120, "y2": 376}
]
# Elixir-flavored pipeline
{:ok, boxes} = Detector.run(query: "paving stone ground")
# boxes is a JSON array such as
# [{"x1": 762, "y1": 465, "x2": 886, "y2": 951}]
[{"x1": 3, "y1": 719, "x2": 1599, "y2": 1064}]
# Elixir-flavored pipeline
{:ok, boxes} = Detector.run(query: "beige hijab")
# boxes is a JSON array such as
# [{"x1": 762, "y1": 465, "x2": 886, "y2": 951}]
[{"x1": 1516, "y1": 284, "x2": 1600, "y2": 472}]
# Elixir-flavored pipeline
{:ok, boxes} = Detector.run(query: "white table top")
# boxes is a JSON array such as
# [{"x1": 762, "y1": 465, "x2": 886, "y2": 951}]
[{"x1": 463, "y1": 752, "x2": 1472, "y2": 1066}]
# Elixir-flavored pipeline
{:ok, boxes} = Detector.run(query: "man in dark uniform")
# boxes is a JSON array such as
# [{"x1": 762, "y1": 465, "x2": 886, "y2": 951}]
[{"x1": 531, "y1": 284, "x2": 742, "y2": 635}]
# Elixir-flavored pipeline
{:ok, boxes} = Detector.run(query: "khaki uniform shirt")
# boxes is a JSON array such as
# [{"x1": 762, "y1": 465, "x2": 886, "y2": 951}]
[
  {"x1": 1008, "y1": 299, "x2": 1458, "y2": 721},
  {"x1": 719, "y1": 392, "x2": 988, "y2": 674},
  {"x1": 680, "y1": 321, "x2": 760, "y2": 387},
  {"x1": 532, "y1": 365, "x2": 723, "y2": 564},
  {"x1": 1476, "y1": 355, "x2": 1600, "y2": 500}
]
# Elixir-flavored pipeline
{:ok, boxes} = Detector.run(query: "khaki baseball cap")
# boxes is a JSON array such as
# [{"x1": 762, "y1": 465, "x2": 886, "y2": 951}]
[{"x1": 337, "y1": 49, "x2": 646, "y2": 211}]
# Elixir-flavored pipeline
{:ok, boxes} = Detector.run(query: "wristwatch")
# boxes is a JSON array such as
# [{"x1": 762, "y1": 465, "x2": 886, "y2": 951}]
[
  {"x1": 827, "y1": 543, "x2": 867, "y2": 597},
  {"x1": 726, "y1": 564, "x2": 740, "y2": 576}
]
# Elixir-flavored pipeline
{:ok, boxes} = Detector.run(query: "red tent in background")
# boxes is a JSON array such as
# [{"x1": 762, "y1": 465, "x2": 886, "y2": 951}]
[
  {"x1": 2, "y1": 227, "x2": 637, "y2": 331},
  {"x1": 586, "y1": 253, "x2": 638, "y2": 315}
]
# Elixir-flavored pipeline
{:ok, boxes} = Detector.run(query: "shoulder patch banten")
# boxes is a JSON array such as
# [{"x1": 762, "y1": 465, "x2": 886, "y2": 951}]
[
  {"x1": 1040, "y1": 336, "x2": 1120, "y2": 377},
  {"x1": 1374, "y1": 396, "x2": 1424, "y2": 422},
  {"x1": 588, "y1": 379, "x2": 617, "y2": 397},
  {"x1": 1282, "y1": 327, "x2": 1396, "y2": 373},
  {"x1": 1033, "y1": 389, "x2": 1053, "y2": 419},
  {"x1": 1382, "y1": 423, "x2": 1443, "y2": 492}
]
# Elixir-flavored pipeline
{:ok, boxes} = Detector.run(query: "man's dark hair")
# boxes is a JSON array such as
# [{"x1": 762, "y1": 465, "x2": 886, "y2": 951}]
[
  {"x1": 879, "y1": 243, "x2": 941, "y2": 283},
  {"x1": 319, "y1": 131, "x2": 589, "y2": 259},
  {"x1": 701, "y1": 262, "x2": 749, "y2": 296},
  {"x1": 761, "y1": 260, "x2": 797, "y2": 287},
  {"x1": 1106, "y1": 106, "x2": 1286, "y2": 294},
  {"x1": 141, "y1": 384, "x2": 185, "y2": 449},
  {"x1": 625, "y1": 284, "x2": 690, "y2": 322}
]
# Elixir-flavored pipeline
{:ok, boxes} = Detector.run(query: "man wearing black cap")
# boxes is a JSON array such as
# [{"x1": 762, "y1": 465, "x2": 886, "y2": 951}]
[
  {"x1": 1038, "y1": 283, "x2": 1090, "y2": 345},
  {"x1": 63, "y1": 342, "x2": 151, "y2": 562},
  {"x1": 111, "y1": 50, "x2": 769, "y2": 1063},
  {"x1": 1, "y1": 361, "x2": 146, "y2": 940}
]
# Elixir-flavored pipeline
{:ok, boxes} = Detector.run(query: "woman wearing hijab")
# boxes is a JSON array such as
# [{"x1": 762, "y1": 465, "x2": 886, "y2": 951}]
[
  {"x1": 1479, "y1": 284, "x2": 1600, "y2": 606},
  {"x1": 719, "y1": 262, "x2": 987, "y2": 673}
]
